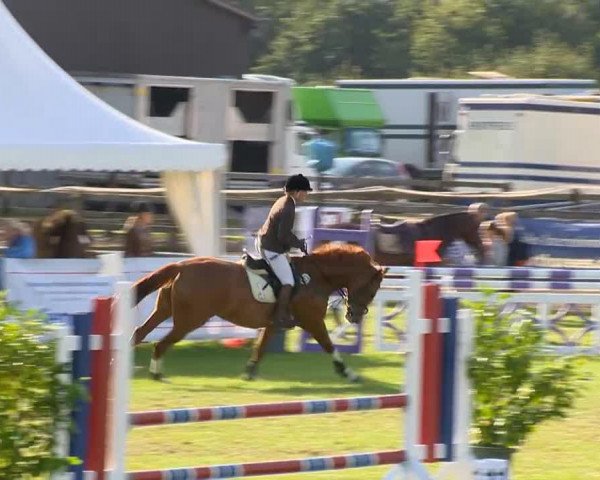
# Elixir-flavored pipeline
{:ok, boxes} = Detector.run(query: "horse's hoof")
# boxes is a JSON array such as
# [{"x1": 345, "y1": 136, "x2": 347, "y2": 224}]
[
  {"x1": 243, "y1": 361, "x2": 258, "y2": 381},
  {"x1": 348, "y1": 374, "x2": 361, "y2": 383},
  {"x1": 150, "y1": 372, "x2": 164, "y2": 382}
]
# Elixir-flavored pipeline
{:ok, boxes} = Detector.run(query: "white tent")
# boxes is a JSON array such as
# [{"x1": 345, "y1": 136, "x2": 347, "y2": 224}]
[{"x1": 0, "y1": 1, "x2": 226, "y2": 256}]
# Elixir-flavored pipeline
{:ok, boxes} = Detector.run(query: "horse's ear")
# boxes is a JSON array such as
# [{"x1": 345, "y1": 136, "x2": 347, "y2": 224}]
[{"x1": 381, "y1": 267, "x2": 390, "y2": 276}]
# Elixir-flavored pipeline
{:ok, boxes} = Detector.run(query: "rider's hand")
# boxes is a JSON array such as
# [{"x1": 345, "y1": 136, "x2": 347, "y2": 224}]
[{"x1": 300, "y1": 239, "x2": 309, "y2": 255}]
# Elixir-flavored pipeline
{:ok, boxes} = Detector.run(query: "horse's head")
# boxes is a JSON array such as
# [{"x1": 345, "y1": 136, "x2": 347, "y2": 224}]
[
  {"x1": 309, "y1": 243, "x2": 389, "y2": 324},
  {"x1": 345, "y1": 262, "x2": 388, "y2": 324}
]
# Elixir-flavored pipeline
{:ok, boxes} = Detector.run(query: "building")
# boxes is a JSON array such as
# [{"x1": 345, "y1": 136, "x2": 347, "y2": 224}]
[{"x1": 4, "y1": 0, "x2": 256, "y2": 78}]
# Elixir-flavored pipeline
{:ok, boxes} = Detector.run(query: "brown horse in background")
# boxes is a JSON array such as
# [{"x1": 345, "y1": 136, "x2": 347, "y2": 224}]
[
  {"x1": 132, "y1": 243, "x2": 387, "y2": 382},
  {"x1": 373, "y1": 211, "x2": 484, "y2": 266},
  {"x1": 33, "y1": 209, "x2": 91, "y2": 258}
]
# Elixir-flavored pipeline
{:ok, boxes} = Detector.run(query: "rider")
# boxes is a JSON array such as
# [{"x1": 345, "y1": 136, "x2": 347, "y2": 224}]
[
  {"x1": 468, "y1": 202, "x2": 490, "y2": 224},
  {"x1": 256, "y1": 174, "x2": 312, "y2": 328}
]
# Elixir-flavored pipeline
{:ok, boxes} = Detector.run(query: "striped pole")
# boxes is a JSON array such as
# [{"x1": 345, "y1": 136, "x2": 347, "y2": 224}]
[
  {"x1": 86, "y1": 298, "x2": 113, "y2": 480},
  {"x1": 127, "y1": 450, "x2": 406, "y2": 480},
  {"x1": 130, "y1": 394, "x2": 407, "y2": 427}
]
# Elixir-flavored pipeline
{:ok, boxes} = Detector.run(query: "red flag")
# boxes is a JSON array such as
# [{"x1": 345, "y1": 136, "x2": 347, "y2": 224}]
[{"x1": 414, "y1": 240, "x2": 442, "y2": 267}]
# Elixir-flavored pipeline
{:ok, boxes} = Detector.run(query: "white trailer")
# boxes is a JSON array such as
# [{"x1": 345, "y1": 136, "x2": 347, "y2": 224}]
[
  {"x1": 76, "y1": 73, "x2": 315, "y2": 186},
  {"x1": 336, "y1": 78, "x2": 597, "y2": 170},
  {"x1": 444, "y1": 94, "x2": 600, "y2": 190}
]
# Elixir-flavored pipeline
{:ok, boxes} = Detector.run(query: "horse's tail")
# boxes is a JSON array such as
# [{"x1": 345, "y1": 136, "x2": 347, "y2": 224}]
[{"x1": 133, "y1": 263, "x2": 180, "y2": 305}]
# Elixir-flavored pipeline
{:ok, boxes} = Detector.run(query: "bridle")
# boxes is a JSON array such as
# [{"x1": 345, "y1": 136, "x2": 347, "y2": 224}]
[
  {"x1": 344, "y1": 268, "x2": 381, "y2": 318},
  {"x1": 300, "y1": 251, "x2": 381, "y2": 320}
]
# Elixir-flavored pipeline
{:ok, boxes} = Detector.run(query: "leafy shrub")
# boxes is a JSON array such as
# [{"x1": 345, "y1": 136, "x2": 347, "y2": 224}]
[
  {"x1": 0, "y1": 294, "x2": 80, "y2": 478},
  {"x1": 466, "y1": 290, "x2": 582, "y2": 449}
]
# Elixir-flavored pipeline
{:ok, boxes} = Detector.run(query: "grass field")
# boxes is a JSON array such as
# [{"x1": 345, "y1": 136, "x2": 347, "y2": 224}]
[{"x1": 127, "y1": 330, "x2": 600, "y2": 480}]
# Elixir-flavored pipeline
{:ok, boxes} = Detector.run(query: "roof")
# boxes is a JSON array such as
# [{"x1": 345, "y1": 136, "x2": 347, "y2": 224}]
[
  {"x1": 292, "y1": 87, "x2": 385, "y2": 128},
  {"x1": 337, "y1": 79, "x2": 598, "y2": 90},
  {"x1": 205, "y1": 0, "x2": 257, "y2": 22},
  {"x1": 0, "y1": 2, "x2": 225, "y2": 172}
]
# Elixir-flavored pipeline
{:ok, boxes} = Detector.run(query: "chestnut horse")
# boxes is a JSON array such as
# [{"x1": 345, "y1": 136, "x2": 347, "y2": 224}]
[{"x1": 132, "y1": 243, "x2": 387, "y2": 381}]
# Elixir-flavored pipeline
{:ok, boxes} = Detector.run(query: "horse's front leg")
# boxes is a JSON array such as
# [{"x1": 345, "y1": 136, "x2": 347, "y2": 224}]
[
  {"x1": 302, "y1": 318, "x2": 360, "y2": 383},
  {"x1": 243, "y1": 324, "x2": 276, "y2": 381}
]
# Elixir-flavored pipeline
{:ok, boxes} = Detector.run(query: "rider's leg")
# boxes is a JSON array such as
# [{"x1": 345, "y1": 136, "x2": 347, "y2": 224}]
[
  {"x1": 263, "y1": 251, "x2": 295, "y2": 328},
  {"x1": 274, "y1": 284, "x2": 294, "y2": 327}
]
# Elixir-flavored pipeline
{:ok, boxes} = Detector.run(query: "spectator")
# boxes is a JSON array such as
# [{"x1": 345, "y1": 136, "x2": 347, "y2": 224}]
[
  {"x1": 482, "y1": 220, "x2": 509, "y2": 266},
  {"x1": 468, "y1": 202, "x2": 490, "y2": 224},
  {"x1": 3, "y1": 219, "x2": 36, "y2": 259},
  {"x1": 124, "y1": 201, "x2": 154, "y2": 257},
  {"x1": 302, "y1": 129, "x2": 337, "y2": 173},
  {"x1": 496, "y1": 212, "x2": 530, "y2": 266}
]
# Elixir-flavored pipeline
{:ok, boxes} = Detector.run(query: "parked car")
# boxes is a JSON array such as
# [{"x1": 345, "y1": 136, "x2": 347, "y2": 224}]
[{"x1": 320, "y1": 157, "x2": 411, "y2": 189}]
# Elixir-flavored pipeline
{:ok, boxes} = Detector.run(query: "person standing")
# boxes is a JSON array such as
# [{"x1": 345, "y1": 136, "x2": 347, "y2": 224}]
[
  {"x1": 303, "y1": 129, "x2": 337, "y2": 173},
  {"x1": 497, "y1": 212, "x2": 530, "y2": 266},
  {"x1": 3, "y1": 219, "x2": 36, "y2": 259},
  {"x1": 468, "y1": 202, "x2": 490, "y2": 224},
  {"x1": 124, "y1": 202, "x2": 155, "y2": 257},
  {"x1": 483, "y1": 221, "x2": 509, "y2": 266}
]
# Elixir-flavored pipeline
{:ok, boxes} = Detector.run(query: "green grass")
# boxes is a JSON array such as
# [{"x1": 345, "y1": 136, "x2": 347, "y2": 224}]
[{"x1": 127, "y1": 337, "x2": 600, "y2": 479}]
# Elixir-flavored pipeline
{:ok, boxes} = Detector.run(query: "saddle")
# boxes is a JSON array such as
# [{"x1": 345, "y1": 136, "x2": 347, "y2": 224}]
[
  {"x1": 376, "y1": 220, "x2": 419, "y2": 255},
  {"x1": 241, "y1": 251, "x2": 305, "y2": 304}
]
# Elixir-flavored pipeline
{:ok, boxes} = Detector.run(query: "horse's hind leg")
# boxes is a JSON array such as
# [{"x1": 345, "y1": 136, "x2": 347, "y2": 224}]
[
  {"x1": 131, "y1": 286, "x2": 172, "y2": 346},
  {"x1": 243, "y1": 324, "x2": 276, "y2": 381},
  {"x1": 302, "y1": 319, "x2": 360, "y2": 383},
  {"x1": 150, "y1": 301, "x2": 210, "y2": 381},
  {"x1": 149, "y1": 327, "x2": 188, "y2": 381}
]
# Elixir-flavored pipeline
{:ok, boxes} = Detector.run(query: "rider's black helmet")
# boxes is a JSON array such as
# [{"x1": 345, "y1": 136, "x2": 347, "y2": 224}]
[{"x1": 285, "y1": 174, "x2": 313, "y2": 192}]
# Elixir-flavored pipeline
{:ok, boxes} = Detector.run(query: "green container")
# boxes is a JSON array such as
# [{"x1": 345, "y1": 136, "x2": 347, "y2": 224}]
[{"x1": 292, "y1": 87, "x2": 385, "y2": 129}]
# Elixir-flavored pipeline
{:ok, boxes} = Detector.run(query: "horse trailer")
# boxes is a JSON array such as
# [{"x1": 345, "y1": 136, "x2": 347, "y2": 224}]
[
  {"x1": 444, "y1": 94, "x2": 600, "y2": 191},
  {"x1": 336, "y1": 78, "x2": 597, "y2": 172}
]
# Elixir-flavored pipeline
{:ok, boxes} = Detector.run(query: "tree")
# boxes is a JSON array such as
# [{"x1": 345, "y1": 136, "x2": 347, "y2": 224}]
[
  {"x1": 499, "y1": 35, "x2": 596, "y2": 79},
  {"x1": 242, "y1": 0, "x2": 600, "y2": 82},
  {"x1": 410, "y1": 0, "x2": 496, "y2": 76},
  {"x1": 253, "y1": 0, "x2": 398, "y2": 82}
]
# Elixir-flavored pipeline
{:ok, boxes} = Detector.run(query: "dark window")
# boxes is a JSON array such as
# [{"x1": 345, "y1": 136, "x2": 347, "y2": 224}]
[
  {"x1": 372, "y1": 162, "x2": 397, "y2": 176},
  {"x1": 234, "y1": 90, "x2": 273, "y2": 123},
  {"x1": 230, "y1": 141, "x2": 270, "y2": 173},
  {"x1": 352, "y1": 162, "x2": 374, "y2": 177},
  {"x1": 149, "y1": 87, "x2": 190, "y2": 117}
]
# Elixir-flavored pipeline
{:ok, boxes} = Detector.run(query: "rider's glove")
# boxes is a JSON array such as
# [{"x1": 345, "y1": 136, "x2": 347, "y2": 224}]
[{"x1": 300, "y1": 239, "x2": 309, "y2": 255}]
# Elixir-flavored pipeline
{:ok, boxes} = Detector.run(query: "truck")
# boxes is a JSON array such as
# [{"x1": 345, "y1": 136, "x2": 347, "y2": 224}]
[
  {"x1": 291, "y1": 86, "x2": 385, "y2": 161},
  {"x1": 336, "y1": 78, "x2": 597, "y2": 171},
  {"x1": 444, "y1": 93, "x2": 600, "y2": 191}
]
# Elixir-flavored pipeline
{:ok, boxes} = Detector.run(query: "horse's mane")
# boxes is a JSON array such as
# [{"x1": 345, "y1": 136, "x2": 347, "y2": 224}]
[
  {"x1": 310, "y1": 243, "x2": 372, "y2": 264},
  {"x1": 423, "y1": 211, "x2": 471, "y2": 224}
]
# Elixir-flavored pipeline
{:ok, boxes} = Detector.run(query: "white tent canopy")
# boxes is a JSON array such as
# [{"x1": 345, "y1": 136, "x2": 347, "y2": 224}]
[{"x1": 0, "y1": 1, "x2": 225, "y2": 255}]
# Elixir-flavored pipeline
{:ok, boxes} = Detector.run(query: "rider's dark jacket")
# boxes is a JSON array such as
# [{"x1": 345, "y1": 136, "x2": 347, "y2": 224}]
[{"x1": 257, "y1": 195, "x2": 303, "y2": 254}]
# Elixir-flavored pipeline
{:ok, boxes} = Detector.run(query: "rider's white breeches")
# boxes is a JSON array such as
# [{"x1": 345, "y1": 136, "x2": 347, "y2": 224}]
[{"x1": 261, "y1": 249, "x2": 295, "y2": 286}]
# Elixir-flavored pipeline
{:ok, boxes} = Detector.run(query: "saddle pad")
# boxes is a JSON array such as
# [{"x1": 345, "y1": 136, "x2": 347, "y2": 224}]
[{"x1": 244, "y1": 269, "x2": 276, "y2": 304}]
